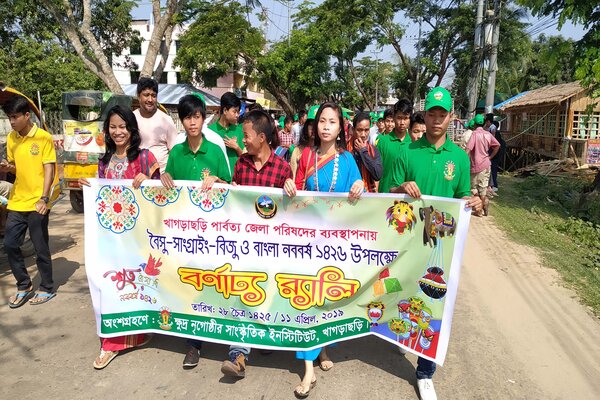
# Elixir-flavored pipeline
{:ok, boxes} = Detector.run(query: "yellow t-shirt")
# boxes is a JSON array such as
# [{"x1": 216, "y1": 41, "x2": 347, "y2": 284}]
[{"x1": 7, "y1": 124, "x2": 59, "y2": 212}]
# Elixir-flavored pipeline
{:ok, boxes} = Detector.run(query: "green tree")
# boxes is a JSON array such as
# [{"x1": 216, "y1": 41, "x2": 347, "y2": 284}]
[
  {"x1": 353, "y1": 57, "x2": 394, "y2": 109},
  {"x1": 256, "y1": 27, "x2": 331, "y2": 114},
  {"x1": 174, "y1": 1, "x2": 264, "y2": 88},
  {"x1": 523, "y1": 35, "x2": 576, "y2": 89},
  {"x1": 451, "y1": 3, "x2": 530, "y2": 115},
  {"x1": 2, "y1": 0, "x2": 185, "y2": 93},
  {"x1": 296, "y1": 0, "x2": 376, "y2": 109},
  {"x1": 517, "y1": 0, "x2": 600, "y2": 97},
  {"x1": 0, "y1": 38, "x2": 105, "y2": 111}
]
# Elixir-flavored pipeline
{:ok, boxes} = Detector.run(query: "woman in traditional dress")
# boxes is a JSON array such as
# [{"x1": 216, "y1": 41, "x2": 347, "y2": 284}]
[
  {"x1": 283, "y1": 102, "x2": 364, "y2": 397},
  {"x1": 80, "y1": 105, "x2": 160, "y2": 369},
  {"x1": 347, "y1": 112, "x2": 382, "y2": 193}
]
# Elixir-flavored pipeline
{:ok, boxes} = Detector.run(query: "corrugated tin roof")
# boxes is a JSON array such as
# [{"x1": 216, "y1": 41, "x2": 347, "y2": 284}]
[
  {"x1": 121, "y1": 84, "x2": 221, "y2": 107},
  {"x1": 497, "y1": 81, "x2": 585, "y2": 111}
]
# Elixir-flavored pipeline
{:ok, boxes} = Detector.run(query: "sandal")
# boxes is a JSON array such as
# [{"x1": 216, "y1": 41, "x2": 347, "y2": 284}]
[
  {"x1": 93, "y1": 349, "x2": 119, "y2": 369},
  {"x1": 29, "y1": 292, "x2": 56, "y2": 305},
  {"x1": 294, "y1": 378, "x2": 317, "y2": 398},
  {"x1": 318, "y1": 352, "x2": 334, "y2": 371},
  {"x1": 8, "y1": 288, "x2": 34, "y2": 309}
]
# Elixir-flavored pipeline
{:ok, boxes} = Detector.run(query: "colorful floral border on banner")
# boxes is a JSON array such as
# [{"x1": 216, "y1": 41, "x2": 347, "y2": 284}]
[{"x1": 83, "y1": 180, "x2": 471, "y2": 365}]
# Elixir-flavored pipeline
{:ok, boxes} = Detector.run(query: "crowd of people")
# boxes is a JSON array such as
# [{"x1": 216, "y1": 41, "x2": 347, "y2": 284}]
[{"x1": 2, "y1": 77, "x2": 506, "y2": 400}]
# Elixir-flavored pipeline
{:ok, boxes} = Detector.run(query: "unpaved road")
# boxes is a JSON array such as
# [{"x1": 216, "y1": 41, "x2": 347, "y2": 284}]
[{"x1": 1, "y1": 200, "x2": 599, "y2": 399}]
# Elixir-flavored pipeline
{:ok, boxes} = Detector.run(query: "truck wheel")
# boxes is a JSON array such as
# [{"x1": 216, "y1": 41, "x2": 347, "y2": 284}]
[{"x1": 70, "y1": 190, "x2": 84, "y2": 213}]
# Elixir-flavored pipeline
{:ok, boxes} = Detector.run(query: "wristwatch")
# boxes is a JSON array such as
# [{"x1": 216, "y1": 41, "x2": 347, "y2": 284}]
[{"x1": 40, "y1": 196, "x2": 50, "y2": 204}]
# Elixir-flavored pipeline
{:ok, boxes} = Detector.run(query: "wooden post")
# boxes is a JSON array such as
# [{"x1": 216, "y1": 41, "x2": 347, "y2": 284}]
[{"x1": 569, "y1": 143, "x2": 581, "y2": 168}]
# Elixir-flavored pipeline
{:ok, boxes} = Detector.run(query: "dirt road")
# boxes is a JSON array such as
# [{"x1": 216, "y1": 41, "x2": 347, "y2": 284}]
[{"x1": 1, "y1": 200, "x2": 599, "y2": 399}]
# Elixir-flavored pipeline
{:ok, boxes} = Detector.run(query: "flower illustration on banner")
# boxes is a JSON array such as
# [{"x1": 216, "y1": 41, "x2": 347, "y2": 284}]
[
  {"x1": 140, "y1": 186, "x2": 181, "y2": 207},
  {"x1": 96, "y1": 185, "x2": 140, "y2": 233},
  {"x1": 188, "y1": 187, "x2": 229, "y2": 211}
]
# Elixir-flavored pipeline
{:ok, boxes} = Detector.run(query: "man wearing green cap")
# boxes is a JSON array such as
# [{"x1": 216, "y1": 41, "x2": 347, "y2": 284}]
[
  {"x1": 377, "y1": 99, "x2": 413, "y2": 193},
  {"x1": 369, "y1": 112, "x2": 385, "y2": 145},
  {"x1": 390, "y1": 87, "x2": 481, "y2": 400},
  {"x1": 466, "y1": 113, "x2": 500, "y2": 216}
]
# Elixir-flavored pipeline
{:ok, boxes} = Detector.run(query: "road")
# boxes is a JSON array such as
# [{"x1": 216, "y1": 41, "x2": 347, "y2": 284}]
[{"x1": 1, "y1": 199, "x2": 599, "y2": 399}]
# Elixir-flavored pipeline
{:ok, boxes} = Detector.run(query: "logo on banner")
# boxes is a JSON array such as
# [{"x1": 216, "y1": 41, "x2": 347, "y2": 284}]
[{"x1": 255, "y1": 195, "x2": 277, "y2": 219}]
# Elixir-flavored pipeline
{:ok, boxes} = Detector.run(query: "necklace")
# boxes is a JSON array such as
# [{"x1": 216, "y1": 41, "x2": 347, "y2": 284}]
[
  {"x1": 314, "y1": 149, "x2": 339, "y2": 192},
  {"x1": 110, "y1": 153, "x2": 129, "y2": 179}
]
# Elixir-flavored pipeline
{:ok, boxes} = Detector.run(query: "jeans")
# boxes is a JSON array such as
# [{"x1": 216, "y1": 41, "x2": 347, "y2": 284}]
[
  {"x1": 187, "y1": 339, "x2": 250, "y2": 361},
  {"x1": 228, "y1": 345, "x2": 251, "y2": 360},
  {"x1": 4, "y1": 210, "x2": 53, "y2": 292},
  {"x1": 416, "y1": 357, "x2": 436, "y2": 380}
]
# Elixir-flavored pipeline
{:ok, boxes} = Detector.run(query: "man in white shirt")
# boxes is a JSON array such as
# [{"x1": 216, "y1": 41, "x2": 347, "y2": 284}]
[
  {"x1": 133, "y1": 77, "x2": 178, "y2": 173},
  {"x1": 292, "y1": 109, "x2": 306, "y2": 145}
]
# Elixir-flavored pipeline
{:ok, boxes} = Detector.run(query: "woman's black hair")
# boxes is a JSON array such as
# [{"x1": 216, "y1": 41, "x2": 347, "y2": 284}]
[
  {"x1": 101, "y1": 105, "x2": 142, "y2": 164},
  {"x1": 298, "y1": 119, "x2": 314, "y2": 148},
  {"x1": 352, "y1": 112, "x2": 371, "y2": 128},
  {"x1": 178, "y1": 94, "x2": 206, "y2": 121},
  {"x1": 313, "y1": 102, "x2": 347, "y2": 151}
]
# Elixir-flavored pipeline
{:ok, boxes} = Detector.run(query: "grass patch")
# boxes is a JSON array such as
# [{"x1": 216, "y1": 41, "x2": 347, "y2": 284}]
[{"x1": 491, "y1": 174, "x2": 600, "y2": 316}]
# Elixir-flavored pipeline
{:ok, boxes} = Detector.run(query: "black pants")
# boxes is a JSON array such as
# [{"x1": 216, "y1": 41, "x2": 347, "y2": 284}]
[
  {"x1": 4, "y1": 210, "x2": 54, "y2": 292},
  {"x1": 490, "y1": 159, "x2": 499, "y2": 189}
]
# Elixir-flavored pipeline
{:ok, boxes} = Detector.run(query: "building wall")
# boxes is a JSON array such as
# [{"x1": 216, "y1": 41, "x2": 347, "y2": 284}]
[
  {"x1": 112, "y1": 19, "x2": 184, "y2": 86},
  {"x1": 111, "y1": 20, "x2": 279, "y2": 108}
]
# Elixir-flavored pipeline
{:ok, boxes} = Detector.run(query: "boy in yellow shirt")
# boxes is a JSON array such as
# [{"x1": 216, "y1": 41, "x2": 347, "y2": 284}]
[{"x1": 1, "y1": 95, "x2": 59, "y2": 307}]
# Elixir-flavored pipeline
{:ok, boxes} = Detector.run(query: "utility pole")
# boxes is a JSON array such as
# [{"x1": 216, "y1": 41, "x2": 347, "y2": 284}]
[
  {"x1": 414, "y1": 16, "x2": 422, "y2": 106},
  {"x1": 287, "y1": 0, "x2": 291, "y2": 45},
  {"x1": 485, "y1": 0, "x2": 501, "y2": 114},
  {"x1": 467, "y1": 0, "x2": 485, "y2": 119},
  {"x1": 375, "y1": 53, "x2": 379, "y2": 110},
  {"x1": 371, "y1": 49, "x2": 381, "y2": 111}
]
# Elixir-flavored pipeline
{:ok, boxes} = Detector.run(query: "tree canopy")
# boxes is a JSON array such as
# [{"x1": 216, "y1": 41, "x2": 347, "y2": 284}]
[{"x1": 517, "y1": 0, "x2": 600, "y2": 97}]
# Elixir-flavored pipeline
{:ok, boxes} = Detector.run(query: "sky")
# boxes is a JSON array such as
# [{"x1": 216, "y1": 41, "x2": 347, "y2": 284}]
[
  {"x1": 132, "y1": 1, "x2": 587, "y2": 88},
  {"x1": 133, "y1": 1, "x2": 587, "y2": 49}
]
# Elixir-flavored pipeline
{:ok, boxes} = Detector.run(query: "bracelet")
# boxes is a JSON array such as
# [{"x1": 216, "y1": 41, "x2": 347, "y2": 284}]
[{"x1": 40, "y1": 196, "x2": 49, "y2": 204}]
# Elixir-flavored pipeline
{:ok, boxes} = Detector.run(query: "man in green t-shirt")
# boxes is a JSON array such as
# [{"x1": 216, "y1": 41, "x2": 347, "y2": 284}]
[
  {"x1": 208, "y1": 92, "x2": 245, "y2": 171},
  {"x1": 377, "y1": 99, "x2": 413, "y2": 193},
  {"x1": 161, "y1": 94, "x2": 232, "y2": 370},
  {"x1": 389, "y1": 87, "x2": 481, "y2": 400}
]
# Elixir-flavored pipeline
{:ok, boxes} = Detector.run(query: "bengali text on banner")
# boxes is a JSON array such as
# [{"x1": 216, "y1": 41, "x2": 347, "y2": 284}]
[{"x1": 83, "y1": 179, "x2": 470, "y2": 365}]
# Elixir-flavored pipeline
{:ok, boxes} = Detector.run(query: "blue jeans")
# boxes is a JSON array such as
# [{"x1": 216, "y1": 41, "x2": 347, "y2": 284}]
[
  {"x1": 416, "y1": 357, "x2": 436, "y2": 380},
  {"x1": 229, "y1": 345, "x2": 251, "y2": 360},
  {"x1": 187, "y1": 339, "x2": 250, "y2": 361}
]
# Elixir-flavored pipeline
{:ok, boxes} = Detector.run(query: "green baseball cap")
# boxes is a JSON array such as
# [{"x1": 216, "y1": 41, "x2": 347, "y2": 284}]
[
  {"x1": 473, "y1": 114, "x2": 484, "y2": 126},
  {"x1": 294, "y1": 113, "x2": 298, "y2": 121},
  {"x1": 424, "y1": 87, "x2": 453, "y2": 111},
  {"x1": 467, "y1": 119, "x2": 475, "y2": 129},
  {"x1": 307, "y1": 104, "x2": 319, "y2": 120},
  {"x1": 278, "y1": 115, "x2": 285, "y2": 128}
]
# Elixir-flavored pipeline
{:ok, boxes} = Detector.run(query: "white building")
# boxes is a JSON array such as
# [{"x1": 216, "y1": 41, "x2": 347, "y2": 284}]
[
  {"x1": 112, "y1": 19, "x2": 184, "y2": 86},
  {"x1": 112, "y1": 19, "x2": 280, "y2": 110}
]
